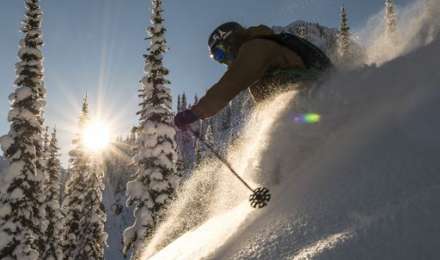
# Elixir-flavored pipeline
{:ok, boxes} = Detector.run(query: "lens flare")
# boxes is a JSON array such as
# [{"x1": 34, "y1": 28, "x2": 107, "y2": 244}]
[{"x1": 294, "y1": 113, "x2": 321, "y2": 124}]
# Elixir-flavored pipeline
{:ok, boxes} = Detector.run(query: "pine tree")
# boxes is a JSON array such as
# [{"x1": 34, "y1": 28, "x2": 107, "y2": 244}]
[
  {"x1": 385, "y1": 0, "x2": 397, "y2": 39},
  {"x1": 123, "y1": 0, "x2": 179, "y2": 258},
  {"x1": 181, "y1": 93, "x2": 187, "y2": 111},
  {"x1": 296, "y1": 25, "x2": 306, "y2": 39},
  {"x1": 74, "y1": 162, "x2": 107, "y2": 260},
  {"x1": 42, "y1": 126, "x2": 50, "y2": 158},
  {"x1": 195, "y1": 122, "x2": 214, "y2": 164},
  {"x1": 194, "y1": 95, "x2": 199, "y2": 105},
  {"x1": 0, "y1": 0, "x2": 47, "y2": 258},
  {"x1": 129, "y1": 126, "x2": 138, "y2": 144},
  {"x1": 62, "y1": 96, "x2": 108, "y2": 260},
  {"x1": 177, "y1": 94, "x2": 181, "y2": 112},
  {"x1": 42, "y1": 125, "x2": 50, "y2": 179},
  {"x1": 42, "y1": 128, "x2": 64, "y2": 260},
  {"x1": 62, "y1": 96, "x2": 90, "y2": 259},
  {"x1": 338, "y1": 5, "x2": 351, "y2": 58}
]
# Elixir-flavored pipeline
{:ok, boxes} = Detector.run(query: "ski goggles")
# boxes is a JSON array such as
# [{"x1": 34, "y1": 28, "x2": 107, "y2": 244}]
[{"x1": 210, "y1": 44, "x2": 229, "y2": 64}]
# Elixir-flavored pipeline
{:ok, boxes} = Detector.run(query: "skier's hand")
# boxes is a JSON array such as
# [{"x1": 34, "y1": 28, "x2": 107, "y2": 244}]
[{"x1": 174, "y1": 109, "x2": 199, "y2": 130}]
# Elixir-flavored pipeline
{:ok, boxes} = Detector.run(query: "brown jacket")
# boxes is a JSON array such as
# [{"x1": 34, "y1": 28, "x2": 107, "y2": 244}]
[{"x1": 192, "y1": 25, "x2": 305, "y2": 119}]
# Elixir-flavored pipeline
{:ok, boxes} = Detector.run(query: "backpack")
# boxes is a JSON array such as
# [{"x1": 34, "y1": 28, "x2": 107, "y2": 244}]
[{"x1": 258, "y1": 33, "x2": 333, "y2": 71}]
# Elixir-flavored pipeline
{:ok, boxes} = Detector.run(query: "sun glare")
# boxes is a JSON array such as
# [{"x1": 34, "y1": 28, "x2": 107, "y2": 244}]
[{"x1": 82, "y1": 120, "x2": 111, "y2": 152}]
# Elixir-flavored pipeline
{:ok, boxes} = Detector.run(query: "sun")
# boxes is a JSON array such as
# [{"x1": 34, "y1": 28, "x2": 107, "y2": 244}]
[{"x1": 82, "y1": 120, "x2": 111, "y2": 152}]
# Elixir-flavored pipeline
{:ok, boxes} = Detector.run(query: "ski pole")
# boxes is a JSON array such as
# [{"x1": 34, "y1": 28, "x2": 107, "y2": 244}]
[
  {"x1": 189, "y1": 128, "x2": 254, "y2": 192},
  {"x1": 187, "y1": 128, "x2": 271, "y2": 208}
]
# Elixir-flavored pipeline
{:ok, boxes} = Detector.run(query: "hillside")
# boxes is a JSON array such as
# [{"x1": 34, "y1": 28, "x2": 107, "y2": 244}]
[{"x1": 141, "y1": 32, "x2": 440, "y2": 260}]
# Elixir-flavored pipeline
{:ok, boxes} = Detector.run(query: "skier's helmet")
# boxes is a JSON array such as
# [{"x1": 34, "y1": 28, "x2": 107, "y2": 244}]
[{"x1": 208, "y1": 22, "x2": 243, "y2": 64}]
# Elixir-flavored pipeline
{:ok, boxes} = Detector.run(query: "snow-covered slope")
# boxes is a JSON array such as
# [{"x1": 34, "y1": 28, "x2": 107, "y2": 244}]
[{"x1": 141, "y1": 19, "x2": 440, "y2": 260}]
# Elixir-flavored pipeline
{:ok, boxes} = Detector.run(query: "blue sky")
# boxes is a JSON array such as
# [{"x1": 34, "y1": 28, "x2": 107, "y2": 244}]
[{"x1": 0, "y1": 0, "x2": 415, "y2": 163}]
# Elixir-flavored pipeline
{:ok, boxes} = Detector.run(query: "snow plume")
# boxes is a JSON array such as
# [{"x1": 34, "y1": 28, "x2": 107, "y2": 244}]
[
  {"x1": 360, "y1": 0, "x2": 440, "y2": 65},
  {"x1": 140, "y1": 91, "x2": 295, "y2": 258}
]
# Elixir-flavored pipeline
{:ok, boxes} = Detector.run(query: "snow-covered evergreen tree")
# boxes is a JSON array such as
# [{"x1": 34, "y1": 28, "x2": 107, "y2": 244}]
[
  {"x1": 194, "y1": 95, "x2": 199, "y2": 105},
  {"x1": 63, "y1": 96, "x2": 90, "y2": 259},
  {"x1": 195, "y1": 122, "x2": 214, "y2": 164},
  {"x1": 296, "y1": 25, "x2": 307, "y2": 38},
  {"x1": 181, "y1": 93, "x2": 187, "y2": 111},
  {"x1": 41, "y1": 125, "x2": 50, "y2": 182},
  {"x1": 385, "y1": 0, "x2": 397, "y2": 39},
  {"x1": 74, "y1": 162, "x2": 107, "y2": 260},
  {"x1": 0, "y1": 0, "x2": 47, "y2": 258},
  {"x1": 42, "y1": 126, "x2": 50, "y2": 158},
  {"x1": 176, "y1": 156, "x2": 185, "y2": 175},
  {"x1": 177, "y1": 94, "x2": 181, "y2": 112},
  {"x1": 63, "y1": 96, "x2": 108, "y2": 260},
  {"x1": 123, "y1": 0, "x2": 179, "y2": 258},
  {"x1": 126, "y1": 126, "x2": 138, "y2": 144},
  {"x1": 42, "y1": 128, "x2": 64, "y2": 260},
  {"x1": 338, "y1": 5, "x2": 351, "y2": 58}
]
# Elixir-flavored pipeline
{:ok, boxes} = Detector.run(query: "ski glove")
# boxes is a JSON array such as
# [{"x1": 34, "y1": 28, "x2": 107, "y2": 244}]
[{"x1": 174, "y1": 109, "x2": 199, "y2": 130}]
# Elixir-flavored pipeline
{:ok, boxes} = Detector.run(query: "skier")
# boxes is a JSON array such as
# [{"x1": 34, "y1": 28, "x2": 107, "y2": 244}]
[{"x1": 174, "y1": 22, "x2": 332, "y2": 129}]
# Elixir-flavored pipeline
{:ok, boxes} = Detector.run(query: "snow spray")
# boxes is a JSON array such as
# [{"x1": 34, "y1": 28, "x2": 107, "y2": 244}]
[
  {"x1": 189, "y1": 128, "x2": 271, "y2": 209},
  {"x1": 141, "y1": 91, "x2": 296, "y2": 258}
]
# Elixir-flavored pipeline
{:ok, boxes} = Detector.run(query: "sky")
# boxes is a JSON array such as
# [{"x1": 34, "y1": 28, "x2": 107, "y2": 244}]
[{"x1": 0, "y1": 0, "x2": 415, "y2": 164}]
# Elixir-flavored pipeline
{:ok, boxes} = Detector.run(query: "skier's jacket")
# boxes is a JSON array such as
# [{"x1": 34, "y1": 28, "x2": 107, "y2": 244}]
[{"x1": 192, "y1": 25, "x2": 332, "y2": 119}]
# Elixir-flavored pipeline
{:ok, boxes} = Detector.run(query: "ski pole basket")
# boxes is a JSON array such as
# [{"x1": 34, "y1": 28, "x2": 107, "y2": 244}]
[
  {"x1": 189, "y1": 129, "x2": 272, "y2": 209},
  {"x1": 249, "y1": 187, "x2": 271, "y2": 208}
]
